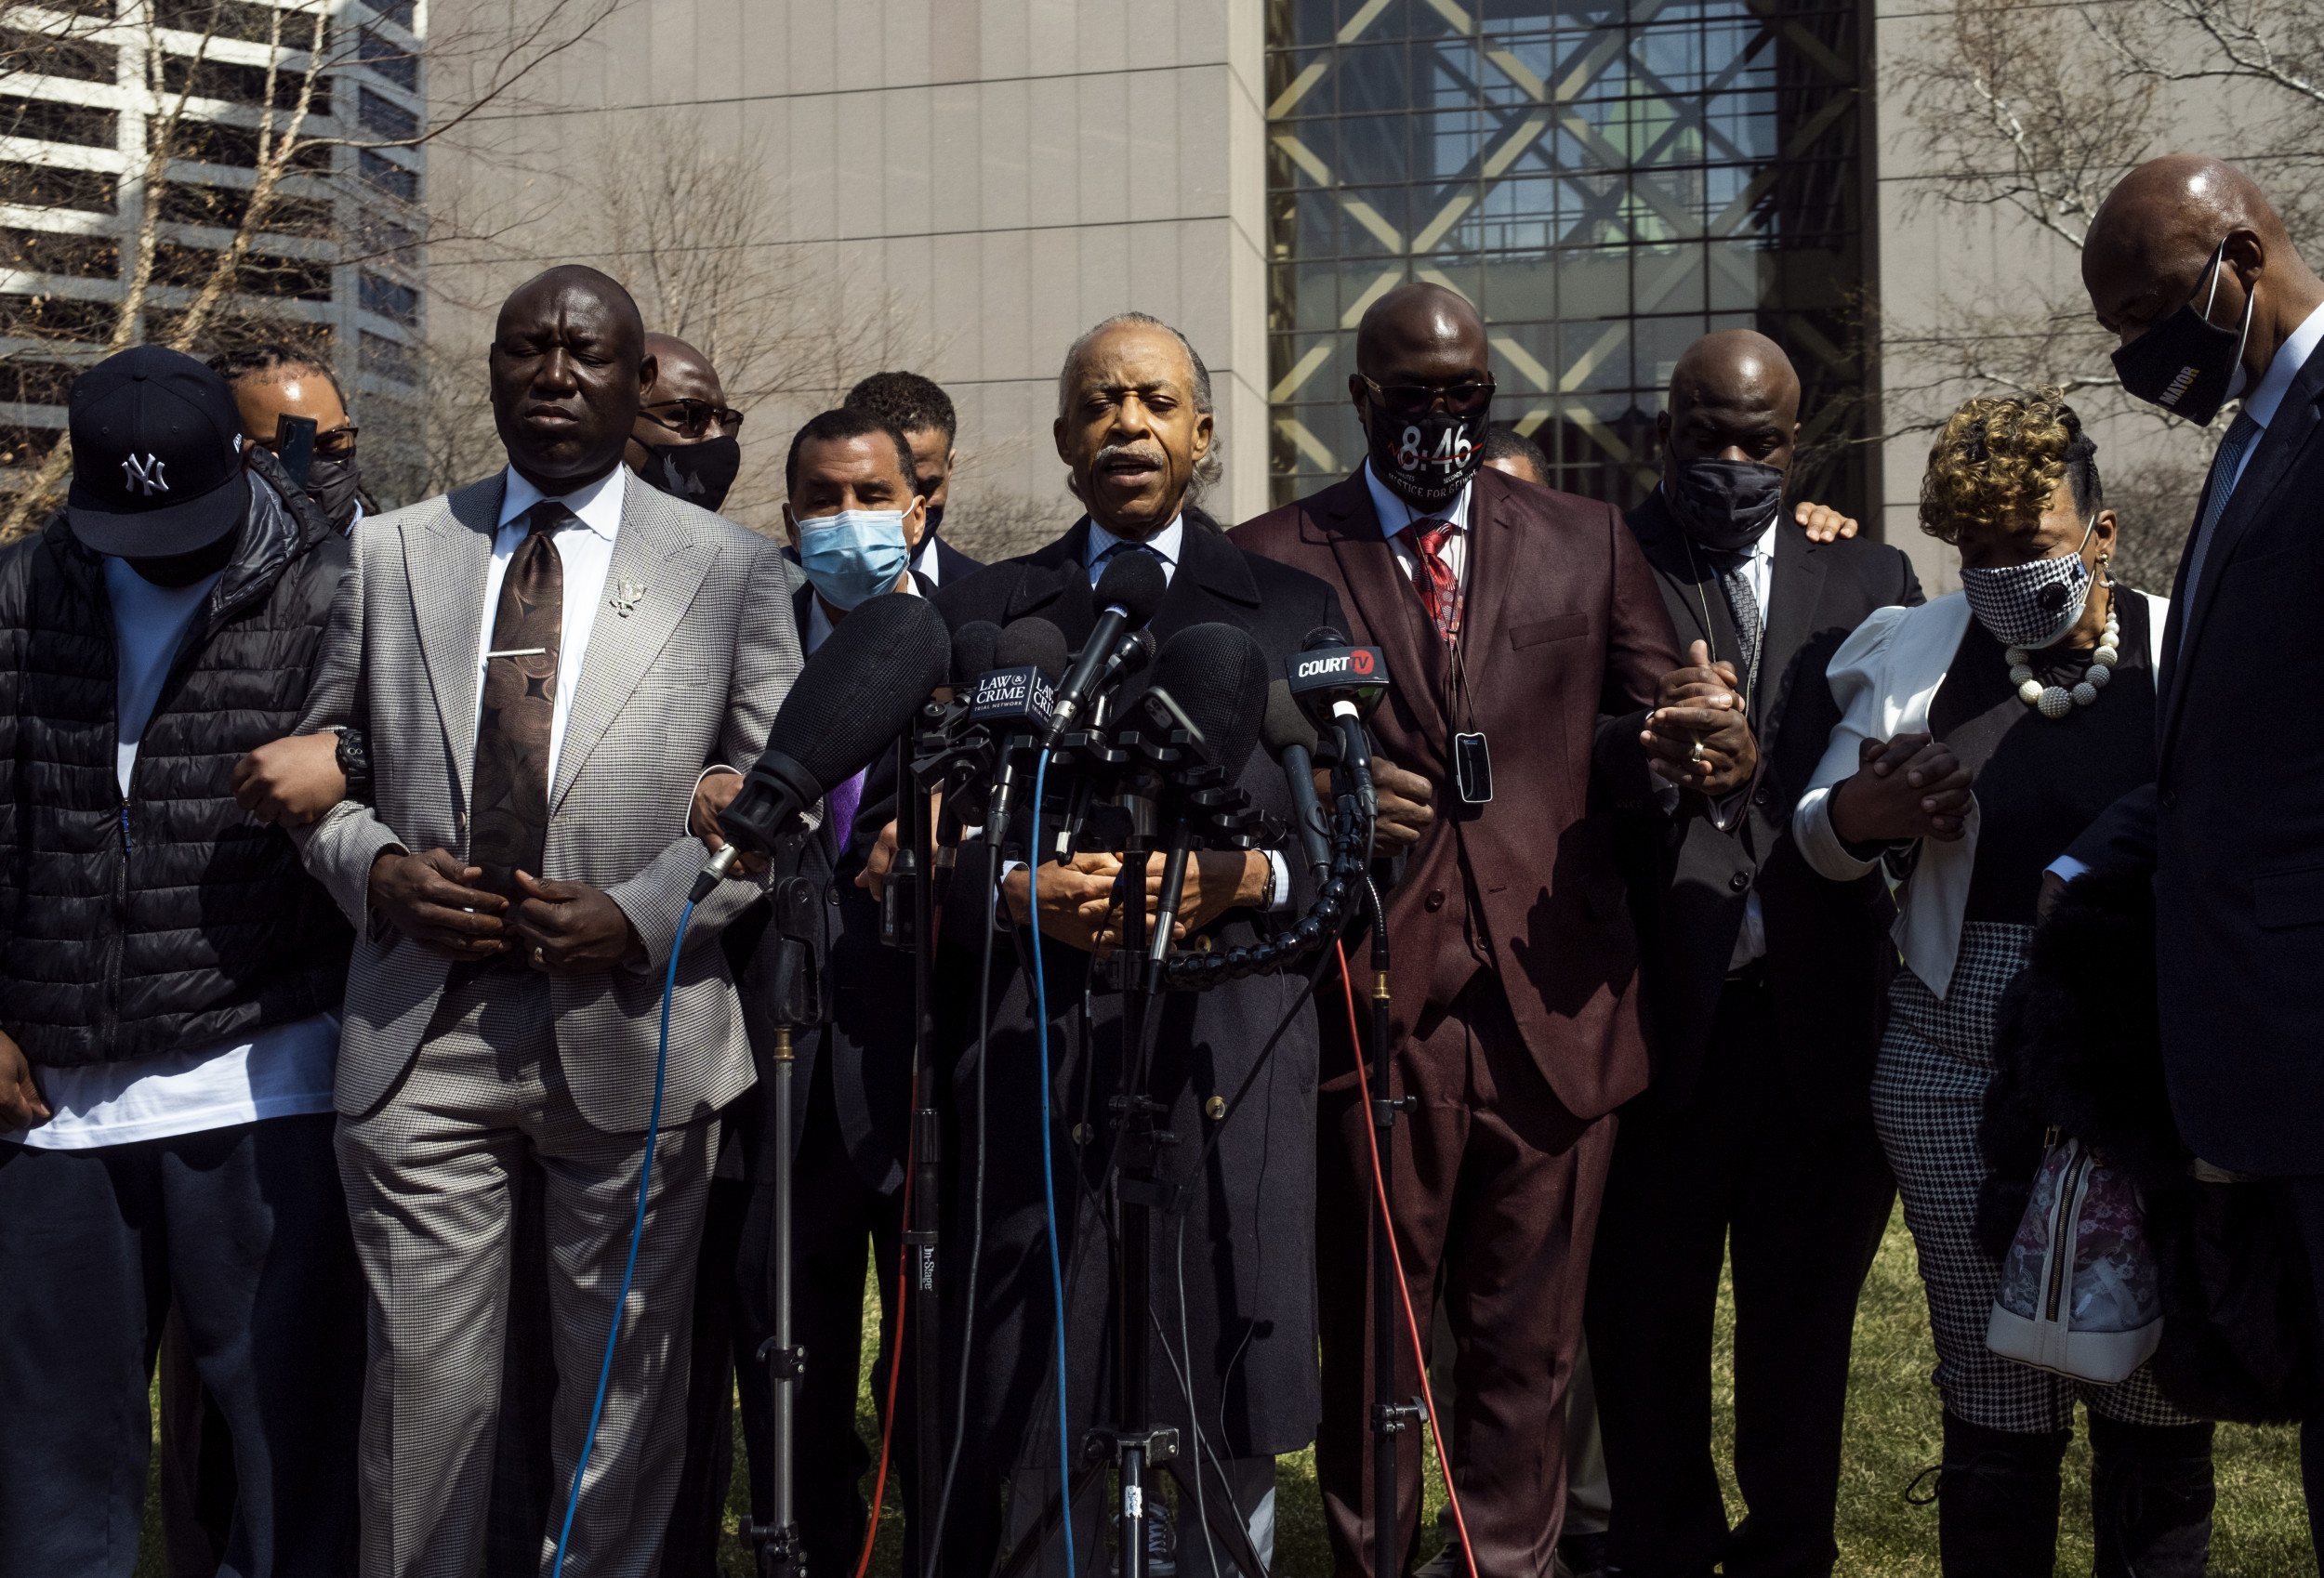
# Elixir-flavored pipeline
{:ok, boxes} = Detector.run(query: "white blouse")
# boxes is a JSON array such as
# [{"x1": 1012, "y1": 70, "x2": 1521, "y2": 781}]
[{"x1": 1790, "y1": 588, "x2": 2169, "y2": 999}]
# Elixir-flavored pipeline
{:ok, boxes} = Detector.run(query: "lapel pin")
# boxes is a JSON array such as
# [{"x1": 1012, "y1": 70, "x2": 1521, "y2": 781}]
[{"x1": 609, "y1": 581, "x2": 647, "y2": 617}]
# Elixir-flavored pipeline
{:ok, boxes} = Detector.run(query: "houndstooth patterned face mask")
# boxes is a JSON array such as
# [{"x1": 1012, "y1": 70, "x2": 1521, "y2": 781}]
[{"x1": 1961, "y1": 519, "x2": 2096, "y2": 649}]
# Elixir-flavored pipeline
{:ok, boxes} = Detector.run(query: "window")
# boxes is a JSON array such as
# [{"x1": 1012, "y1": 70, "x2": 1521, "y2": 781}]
[
  {"x1": 0, "y1": 163, "x2": 116, "y2": 214},
  {"x1": 357, "y1": 27, "x2": 418, "y2": 93},
  {"x1": 358, "y1": 86, "x2": 416, "y2": 142},
  {"x1": 1264, "y1": 0, "x2": 1869, "y2": 515},
  {"x1": 360, "y1": 270, "x2": 418, "y2": 325},
  {"x1": 0, "y1": 94, "x2": 116, "y2": 149},
  {"x1": 359, "y1": 328, "x2": 413, "y2": 385},
  {"x1": 359, "y1": 149, "x2": 417, "y2": 204}
]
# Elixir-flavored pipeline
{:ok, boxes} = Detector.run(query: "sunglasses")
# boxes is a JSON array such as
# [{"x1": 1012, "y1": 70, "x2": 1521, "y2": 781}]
[
  {"x1": 257, "y1": 422, "x2": 358, "y2": 457},
  {"x1": 640, "y1": 398, "x2": 745, "y2": 440},
  {"x1": 1358, "y1": 375, "x2": 1496, "y2": 421}
]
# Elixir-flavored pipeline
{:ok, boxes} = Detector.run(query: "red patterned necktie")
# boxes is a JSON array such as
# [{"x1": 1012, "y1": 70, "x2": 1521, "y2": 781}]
[{"x1": 1398, "y1": 519, "x2": 1462, "y2": 646}]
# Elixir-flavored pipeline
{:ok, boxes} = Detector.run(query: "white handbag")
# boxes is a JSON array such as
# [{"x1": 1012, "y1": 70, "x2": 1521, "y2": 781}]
[{"x1": 1986, "y1": 1132, "x2": 2165, "y2": 1384}]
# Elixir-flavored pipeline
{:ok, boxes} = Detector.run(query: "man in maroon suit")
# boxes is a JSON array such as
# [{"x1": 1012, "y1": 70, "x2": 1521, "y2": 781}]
[{"x1": 1232, "y1": 283, "x2": 1754, "y2": 1576}]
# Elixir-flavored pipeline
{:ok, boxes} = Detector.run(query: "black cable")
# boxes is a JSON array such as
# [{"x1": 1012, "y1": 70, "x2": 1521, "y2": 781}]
[{"x1": 928, "y1": 854, "x2": 999, "y2": 1548}]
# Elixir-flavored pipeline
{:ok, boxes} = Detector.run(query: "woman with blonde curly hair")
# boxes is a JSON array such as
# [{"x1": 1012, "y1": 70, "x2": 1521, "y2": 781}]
[{"x1": 1790, "y1": 390, "x2": 2213, "y2": 1575}]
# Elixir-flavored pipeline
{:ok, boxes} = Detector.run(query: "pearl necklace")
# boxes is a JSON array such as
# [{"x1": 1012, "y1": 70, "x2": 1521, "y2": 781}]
[{"x1": 2008, "y1": 599, "x2": 2119, "y2": 720}]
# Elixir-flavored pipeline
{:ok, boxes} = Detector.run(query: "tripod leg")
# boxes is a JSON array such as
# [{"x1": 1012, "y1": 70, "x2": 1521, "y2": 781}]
[
  {"x1": 994, "y1": 1463, "x2": 1109, "y2": 1578},
  {"x1": 1167, "y1": 1458, "x2": 1272, "y2": 1578}
]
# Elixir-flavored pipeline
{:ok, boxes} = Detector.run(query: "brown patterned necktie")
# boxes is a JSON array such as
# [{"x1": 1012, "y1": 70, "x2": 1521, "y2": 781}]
[{"x1": 469, "y1": 499, "x2": 565, "y2": 898}]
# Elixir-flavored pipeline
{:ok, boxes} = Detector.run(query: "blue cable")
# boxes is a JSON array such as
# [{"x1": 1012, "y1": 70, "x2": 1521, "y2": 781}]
[
  {"x1": 550, "y1": 898, "x2": 688, "y2": 1578},
  {"x1": 1028, "y1": 748, "x2": 1076, "y2": 1578}
]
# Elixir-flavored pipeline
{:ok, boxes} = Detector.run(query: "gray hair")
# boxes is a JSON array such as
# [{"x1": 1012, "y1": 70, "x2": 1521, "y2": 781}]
[{"x1": 1056, "y1": 311, "x2": 1223, "y2": 500}]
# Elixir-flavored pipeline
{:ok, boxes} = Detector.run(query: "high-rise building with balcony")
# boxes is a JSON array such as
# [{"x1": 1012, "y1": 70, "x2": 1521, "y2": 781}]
[{"x1": 0, "y1": 1, "x2": 425, "y2": 505}]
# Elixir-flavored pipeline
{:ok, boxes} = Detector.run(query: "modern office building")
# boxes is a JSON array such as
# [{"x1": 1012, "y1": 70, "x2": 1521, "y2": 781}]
[
  {"x1": 431, "y1": 0, "x2": 1882, "y2": 556},
  {"x1": 0, "y1": 0, "x2": 425, "y2": 504}
]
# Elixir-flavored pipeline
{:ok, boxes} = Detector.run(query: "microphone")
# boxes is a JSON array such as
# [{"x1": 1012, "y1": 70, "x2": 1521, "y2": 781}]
[
  {"x1": 981, "y1": 617, "x2": 1070, "y2": 848},
  {"x1": 1289, "y1": 626, "x2": 1390, "y2": 824},
  {"x1": 1134, "y1": 623, "x2": 1269, "y2": 782},
  {"x1": 693, "y1": 593, "x2": 953, "y2": 900},
  {"x1": 1040, "y1": 548, "x2": 1168, "y2": 751},
  {"x1": 1262, "y1": 680, "x2": 1332, "y2": 887},
  {"x1": 949, "y1": 619, "x2": 1002, "y2": 690}
]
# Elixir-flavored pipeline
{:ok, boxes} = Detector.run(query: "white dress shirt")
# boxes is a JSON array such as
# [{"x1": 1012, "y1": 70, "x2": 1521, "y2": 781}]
[
  {"x1": 2223, "y1": 298, "x2": 2324, "y2": 498},
  {"x1": 479, "y1": 464, "x2": 627, "y2": 791},
  {"x1": 1364, "y1": 461, "x2": 1472, "y2": 589}
]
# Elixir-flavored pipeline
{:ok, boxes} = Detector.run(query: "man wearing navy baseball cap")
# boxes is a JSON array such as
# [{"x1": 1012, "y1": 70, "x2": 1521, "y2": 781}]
[{"x1": 0, "y1": 343, "x2": 364, "y2": 1576}]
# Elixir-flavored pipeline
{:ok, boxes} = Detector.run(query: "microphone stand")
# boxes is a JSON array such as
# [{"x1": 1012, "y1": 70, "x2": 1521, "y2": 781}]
[
  {"x1": 883, "y1": 730, "x2": 946, "y2": 1575},
  {"x1": 747, "y1": 874, "x2": 832, "y2": 1578}
]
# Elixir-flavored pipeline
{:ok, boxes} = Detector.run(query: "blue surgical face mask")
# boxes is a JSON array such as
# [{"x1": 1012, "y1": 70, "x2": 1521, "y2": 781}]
[{"x1": 798, "y1": 507, "x2": 911, "y2": 610}]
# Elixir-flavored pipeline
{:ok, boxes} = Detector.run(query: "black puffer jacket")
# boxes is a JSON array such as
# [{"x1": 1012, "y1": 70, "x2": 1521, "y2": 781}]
[{"x1": 0, "y1": 449, "x2": 352, "y2": 1067}]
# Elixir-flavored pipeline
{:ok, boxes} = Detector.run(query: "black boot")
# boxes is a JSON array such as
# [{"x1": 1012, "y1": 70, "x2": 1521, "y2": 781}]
[
  {"x1": 1932, "y1": 1409, "x2": 2072, "y2": 1578},
  {"x1": 2089, "y1": 1413, "x2": 2216, "y2": 1578}
]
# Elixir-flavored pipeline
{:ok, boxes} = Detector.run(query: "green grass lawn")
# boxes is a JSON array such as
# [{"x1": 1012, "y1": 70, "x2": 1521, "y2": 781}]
[
  {"x1": 721, "y1": 1203, "x2": 2317, "y2": 1577},
  {"x1": 138, "y1": 1203, "x2": 2316, "y2": 1575}
]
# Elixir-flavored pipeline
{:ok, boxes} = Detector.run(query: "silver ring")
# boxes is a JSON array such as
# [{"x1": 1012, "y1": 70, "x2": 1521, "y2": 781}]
[
  {"x1": 1690, "y1": 741, "x2": 1708, "y2": 764},
  {"x1": 532, "y1": 946, "x2": 546, "y2": 967}
]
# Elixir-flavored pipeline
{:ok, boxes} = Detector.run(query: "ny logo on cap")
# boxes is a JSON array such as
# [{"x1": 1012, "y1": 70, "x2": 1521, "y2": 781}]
[{"x1": 122, "y1": 454, "x2": 168, "y2": 495}]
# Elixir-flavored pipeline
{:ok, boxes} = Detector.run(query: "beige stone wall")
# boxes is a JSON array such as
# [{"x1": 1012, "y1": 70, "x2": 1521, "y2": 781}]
[{"x1": 424, "y1": 0, "x2": 1270, "y2": 553}]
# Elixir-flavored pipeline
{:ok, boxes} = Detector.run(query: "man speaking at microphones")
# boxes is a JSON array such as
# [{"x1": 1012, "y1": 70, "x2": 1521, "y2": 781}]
[
  {"x1": 913, "y1": 313, "x2": 1347, "y2": 1571},
  {"x1": 1231, "y1": 282, "x2": 1755, "y2": 1575},
  {"x1": 289, "y1": 265, "x2": 800, "y2": 1578}
]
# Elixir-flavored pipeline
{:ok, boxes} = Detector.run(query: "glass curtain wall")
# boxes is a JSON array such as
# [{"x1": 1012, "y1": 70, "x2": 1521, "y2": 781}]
[{"x1": 1263, "y1": 0, "x2": 1870, "y2": 517}]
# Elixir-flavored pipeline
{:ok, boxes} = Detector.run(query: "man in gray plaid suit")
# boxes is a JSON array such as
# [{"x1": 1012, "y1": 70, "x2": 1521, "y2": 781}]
[{"x1": 293, "y1": 266, "x2": 799, "y2": 1578}]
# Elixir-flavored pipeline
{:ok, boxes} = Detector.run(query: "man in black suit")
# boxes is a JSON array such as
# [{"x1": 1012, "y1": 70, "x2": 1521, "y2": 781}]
[
  {"x1": 1589, "y1": 331, "x2": 1919, "y2": 1578},
  {"x1": 690, "y1": 404, "x2": 982, "y2": 1575},
  {"x1": 847, "y1": 369, "x2": 985, "y2": 585},
  {"x1": 2057, "y1": 154, "x2": 2324, "y2": 1555},
  {"x1": 915, "y1": 312, "x2": 1343, "y2": 1573}
]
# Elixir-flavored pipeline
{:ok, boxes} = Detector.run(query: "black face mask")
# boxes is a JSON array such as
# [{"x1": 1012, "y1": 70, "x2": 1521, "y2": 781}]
[
  {"x1": 2111, "y1": 240, "x2": 2253, "y2": 427},
  {"x1": 1363, "y1": 405, "x2": 1489, "y2": 508},
  {"x1": 638, "y1": 433, "x2": 742, "y2": 513},
  {"x1": 305, "y1": 454, "x2": 363, "y2": 534},
  {"x1": 1664, "y1": 457, "x2": 1786, "y2": 554}
]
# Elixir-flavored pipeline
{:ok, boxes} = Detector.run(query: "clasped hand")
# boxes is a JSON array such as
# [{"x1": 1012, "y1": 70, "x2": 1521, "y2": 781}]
[
  {"x1": 1642, "y1": 640, "x2": 1759, "y2": 796},
  {"x1": 999, "y1": 849, "x2": 1271, "y2": 955},
  {"x1": 1827, "y1": 733, "x2": 1972, "y2": 845},
  {"x1": 367, "y1": 849, "x2": 640, "y2": 972}
]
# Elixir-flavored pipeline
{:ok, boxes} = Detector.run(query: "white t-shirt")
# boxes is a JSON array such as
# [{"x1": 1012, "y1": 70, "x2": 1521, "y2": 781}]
[{"x1": 3, "y1": 558, "x2": 338, "y2": 1151}]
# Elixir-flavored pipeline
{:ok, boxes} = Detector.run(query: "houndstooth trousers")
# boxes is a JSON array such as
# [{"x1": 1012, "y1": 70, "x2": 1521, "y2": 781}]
[
  {"x1": 1871, "y1": 922, "x2": 2195, "y2": 1434},
  {"x1": 336, "y1": 970, "x2": 718, "y2": 1578}
]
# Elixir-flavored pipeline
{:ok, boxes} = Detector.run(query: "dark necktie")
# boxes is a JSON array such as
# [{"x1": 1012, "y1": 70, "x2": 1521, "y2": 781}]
[
  {"x1": 1718, "y1": 559, "x2": 1763, "y2": 695},
  {"x1": 470, "y1": 500, "x2": 565, "y2": 897},
  {"x1": 1397, "y1": 519, "x2": 1461, "y2": 646},
  {"x1": 2177, "y1": 409, "x2": 2263, "y2": 639}
]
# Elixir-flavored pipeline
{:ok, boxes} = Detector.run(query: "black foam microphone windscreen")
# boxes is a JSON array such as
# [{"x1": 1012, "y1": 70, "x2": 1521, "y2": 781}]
[
  {"x1": 995, "y1": 617, "x2": 1070, "y2": 683},
  {"x1": 1092, "y1": 546, "x2": 1169, "y2": 627},
  {"x1": 1147, "y1": 623, "x2": 1270, "y2": 782},
  {"x1": 950, "y1": 620, "x2": 1001, "y2": 688},
  {"x1": 1302, "y1": 625, "x2": 1351, "y2": 651},
  {"x1": 764, "y1": 592, "x2": 952, "y2": 791},
  {"x1": 1261, "y1": 678, "x2": 1319, "y2": 756}
]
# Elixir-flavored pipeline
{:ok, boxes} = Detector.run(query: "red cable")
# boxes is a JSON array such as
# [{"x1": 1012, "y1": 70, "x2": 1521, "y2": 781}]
[
  {"x1": 852, "y1": 1085, "x2": 916, "y2": 1578},
  {"x1": 1337, "y1": 941, "x2": 1479, "y2": 1578}
]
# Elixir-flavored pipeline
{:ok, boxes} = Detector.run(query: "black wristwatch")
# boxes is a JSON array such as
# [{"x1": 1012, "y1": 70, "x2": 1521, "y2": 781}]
[{"x1": 335, "y1": 726, "x2": 374, "y2": 805}]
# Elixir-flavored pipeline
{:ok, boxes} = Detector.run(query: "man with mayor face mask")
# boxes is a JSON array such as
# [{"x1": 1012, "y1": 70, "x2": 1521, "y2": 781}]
[
  {"x1": 2065, "y1": 154, "x2": 2324, "y2": 1562},
  {"x1": 1591, "y1": 330, "x2": 1923, "y2": 1578}
]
